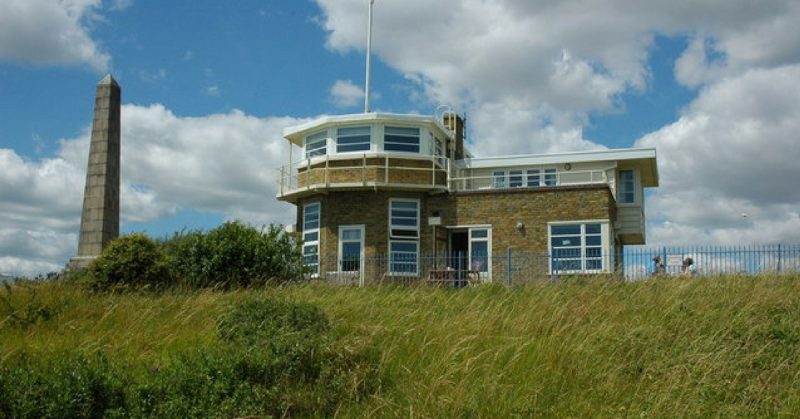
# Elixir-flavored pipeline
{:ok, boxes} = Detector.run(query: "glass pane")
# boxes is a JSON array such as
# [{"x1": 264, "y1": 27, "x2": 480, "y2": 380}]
[
  {"x1": 470, "y1": 241, "x2": 488, "y2": 272},
  {"x1": 385, "y1": 126, "x2": 419, "y2": 136},
  {"x1": 337, "y1": 143, "x2": 370, "y2": 152},
  {"x1": 586, "y1": 259, "x2": 603, "y2": 270},
  {"x1": 341, "y1": 229, "x2": 361, "y2": 241},
  {"x1": 509, "y1": 170, "x2": 523, "y2": 187},
  {"x1": 307, "y1": 148, "x2": 326, "y2": 157},
  {"x1": 390, "y1": 263, "x2": 416, "y2": 273},
  {"x1": 585, "y1": 224, "x2": 601, "y2": 234},
  {"x1": 551, "y1": 236, "x2": 580, "y2": 247},
  {"x1": 337, "y1": 135, "x2": 371, "y2": 145},
  {"x1": 303, "y1": 245, "x2": 317, "y2": 255},
  {"x1": 384, "y1": 144, "x2": 420, "y2": 153},
  {"x1": 552, "y1": 259, "x2": 582, "y2": 272},
  {"x1": 338, "y1": 126, "x2": 370, "y2": 136},
  {"x1": 384, "y1": 135, "x2": 420, "y2": 145},
  {"x1": 553, "y1": 247, "x2": 581, "y2": 258},
  {"x1": 551, "y1": 224, "x2": 581, "y2": 235},
  {"x1": 304, "y1": 204, "x2": 319, "y2": 215},
  {"x1": 391, "y1": 218, "x2": 417, "y2": 226},
  {"x1": 585, "y1": 247, "x2": 602, "y2": 258},
  {"x1": 470, "y1": 229, "x2": 488, "y2": 238},
  {"x1": 391, "y1": 229, "x2": 418, "y2": 238},
  {"x1": 391, "y1": 209, "x2": 417, "y2": 218},
  {"x1": 390, "y1": 241, "x2": 417, "y2": 253},
  {"x1": 585, "y1": 235, "x2": 601, "y2": 246},
  {"x1": 392, "y1": 201, "x2": 418, "y2": 210},
  {"x1": 303, "y1": 231, "x2": 318, "y2": 242}
]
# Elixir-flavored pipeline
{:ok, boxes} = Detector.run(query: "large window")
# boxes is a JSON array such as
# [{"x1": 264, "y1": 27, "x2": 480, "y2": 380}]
[
  {"x1": 336, "y1": 126, "x2": 371, "y2": 153},
  {"x1": 304, "y1": 131, "x2": 327, "y2": 158},
  {"x1": 302, "y1": 203, "x2": 320, "y2": 276},
  {"x1": 384, "y1": 126, "x2": 420, "y2": 153},
  {"x1": 619, "y1": 170, "x2": 635, "y2": 204},
  {"x1": 389, "y1": 199, "x2": 419, "y2": 274},
  {"x1": 526, "y1": 168, "x2": 557, "y2": 187},
  {"x1": 549, "y1": 222, "x2": 605, "y2": 273}
]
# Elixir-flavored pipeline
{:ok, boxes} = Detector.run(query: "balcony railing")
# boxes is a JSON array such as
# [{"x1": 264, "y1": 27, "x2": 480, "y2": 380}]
[
  {"x1": 448, "y1": 169, "x2": 609, "y2": 192},
  {"x1": 277, "y1": 153, "x2": 450, "y2": 199}
]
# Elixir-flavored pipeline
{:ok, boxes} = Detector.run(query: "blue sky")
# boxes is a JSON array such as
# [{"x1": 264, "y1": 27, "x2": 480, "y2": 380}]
[{"x1": 2, "y1": 0, "x2": 800, "y2": 275}]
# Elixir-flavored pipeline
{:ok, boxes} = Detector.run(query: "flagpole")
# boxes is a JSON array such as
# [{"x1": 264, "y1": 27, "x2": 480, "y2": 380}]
[{"x1": 364, "y1": 0, "x2": 375, "y2": 113}]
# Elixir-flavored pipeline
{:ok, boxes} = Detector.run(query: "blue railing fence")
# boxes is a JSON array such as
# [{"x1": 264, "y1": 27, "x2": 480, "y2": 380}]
[{"x1": 312, "y1": 244, "x2": 800, "y2": 286}]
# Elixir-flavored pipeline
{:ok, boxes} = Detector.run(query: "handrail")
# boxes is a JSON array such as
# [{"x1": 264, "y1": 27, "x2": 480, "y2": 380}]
[{"x1": 448, "y1": 169, "x2": 608, "y2": 192}]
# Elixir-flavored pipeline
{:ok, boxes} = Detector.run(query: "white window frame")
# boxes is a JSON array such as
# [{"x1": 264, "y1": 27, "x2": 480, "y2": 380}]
[
  {"x1": 618, "y1": 169, "x2": 637, "y2": 206},
  {"x1": 548, "y1": 220, "x2": 609, "y2": 275},
  {"x1": 492, "y1": 170, "x2": 507, "y2": 188},
  {"x1": 383, "y1": 126, "x2": 420, "y2": 154},
  {"x1": 338, "y1": 224, "x2": 365, "y2": 286},
  {"x1": 388, "y1": 198, "x2": 420, "y2": 276},
  {"x1": 302, "y1": 202, "x2": 321, "y2": 277},
  {"x1": 468, "y1": 227, "x2": 492, "y2": 280},
  {"x1": 336, "y1": 126, "x2": 371, "y2": 153},
  {"x1": 304, "y1": 130, "x2": 327, "y2": 159},
  {"x1": 508, "y1": 169, "x2": 524, "y2": 188}
]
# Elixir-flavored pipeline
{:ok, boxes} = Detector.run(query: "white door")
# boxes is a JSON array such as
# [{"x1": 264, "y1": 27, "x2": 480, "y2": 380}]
[
  {"x1": 338, "y1": 225, "x2": 365, "y2": 286},
  {"x1": 467, "y1": 227, "x2": 492, "y2": 282}
]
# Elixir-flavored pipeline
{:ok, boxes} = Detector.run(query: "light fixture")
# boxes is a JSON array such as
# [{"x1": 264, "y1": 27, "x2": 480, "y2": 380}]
[
  {"x1": 515, "y1": 221, "x2": 524, "y2": 231},
  {"x1": 564, "y1": 163, "x2": 572, "y2": 170}
]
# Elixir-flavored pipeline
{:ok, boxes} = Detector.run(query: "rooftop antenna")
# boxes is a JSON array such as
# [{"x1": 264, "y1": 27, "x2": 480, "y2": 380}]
[{"x1": 364, "y1": 0, "x2": 375, "y2": 113}]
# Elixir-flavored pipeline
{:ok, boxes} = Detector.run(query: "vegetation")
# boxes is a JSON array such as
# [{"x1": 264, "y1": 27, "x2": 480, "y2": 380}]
[
  {"x1": 87, "y1": 234, "x2": 172, "y2": 292},
  {"x1": 1, "y1": 274, "x2": 799, "y2": 417}
]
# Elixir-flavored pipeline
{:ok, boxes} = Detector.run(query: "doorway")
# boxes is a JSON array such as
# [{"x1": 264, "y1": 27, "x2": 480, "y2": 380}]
[{"x1": 338, "y1": 225, "x2": 365, "y2": 287}]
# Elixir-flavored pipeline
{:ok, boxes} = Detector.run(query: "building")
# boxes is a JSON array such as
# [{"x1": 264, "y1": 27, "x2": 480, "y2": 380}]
[{"x1": 277, "y1": 111, "x2": 658, "y2": 284}]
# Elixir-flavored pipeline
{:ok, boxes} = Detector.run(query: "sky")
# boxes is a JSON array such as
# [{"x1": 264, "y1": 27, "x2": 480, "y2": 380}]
[{"x1": 1, "y1": 0, "x2": 800, "y2": 276}]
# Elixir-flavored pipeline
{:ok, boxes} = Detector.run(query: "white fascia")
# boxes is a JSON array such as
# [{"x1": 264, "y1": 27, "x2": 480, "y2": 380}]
[
  {"x1": 283, "y1": 112, "x2": 455, "y2": 146},
  {"x1": 455, "y1": 148, "x2": 657, "y2": 169}
]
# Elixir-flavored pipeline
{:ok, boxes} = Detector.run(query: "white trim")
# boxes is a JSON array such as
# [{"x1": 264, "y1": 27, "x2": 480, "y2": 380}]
[
  {"x1": 284, "y1": 112, "x2": 455, "y2": 144},
  {"x1": 457, "y1": 148, "x2": 656, "y2": 169},
  {"x1": 338, "y1": 224, "x2": 365, "y2": 287},
  {"x1": 547, "y1": 220, "x2": 610, "y2": 275}
]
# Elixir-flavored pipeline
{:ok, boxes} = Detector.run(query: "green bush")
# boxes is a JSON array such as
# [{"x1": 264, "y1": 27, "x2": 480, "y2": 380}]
[
  {"x1": 87, "y1": 234, "x2": 171, "y2": 292},
  {"x1": 0, "y1": 351, "x2": 126, "y2": 418},
  {"x1": 162, "y1": 221, "x2": 304, "y2": 288}
]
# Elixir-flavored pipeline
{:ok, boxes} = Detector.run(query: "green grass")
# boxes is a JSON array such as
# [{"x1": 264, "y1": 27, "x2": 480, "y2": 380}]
[{"x1": 2, "y1": 275, "x2": 800, "y2": 417}]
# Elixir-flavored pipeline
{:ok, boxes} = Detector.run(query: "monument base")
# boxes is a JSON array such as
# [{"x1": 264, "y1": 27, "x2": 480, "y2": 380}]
[{"x1": 66, "y1": 256, "x2": 98, "y2": 272}]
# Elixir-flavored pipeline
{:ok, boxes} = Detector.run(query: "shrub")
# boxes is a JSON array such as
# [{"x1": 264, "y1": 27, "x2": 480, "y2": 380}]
[
  {"x1": 0, "y1": 351, "x2": 126, "y2": 418},
  {"x1": 162, "y1": 221, "x2": 304, "y2": 288},
  {"x1": 87, "y1": 234, "x2": 171, "y2": 292}
]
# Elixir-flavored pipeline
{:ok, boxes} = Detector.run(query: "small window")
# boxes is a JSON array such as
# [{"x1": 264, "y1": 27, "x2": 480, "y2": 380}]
[
  {"x1": 492, "y1": 170, "x2": 506, "y2": 188},
  {"x1": 336, "y1": 126, "x2": 371, "y2": 153},
  {"x1": 526, "y1": 169, "x2": 541, "y2": 187},
  {"x1": 434, "y1": 137, "x2": 445, "y2": 166},
  {"x1": 302, "y1": 203, "x2": 321, "y2": 275},
  {"x1": 389, "y1": 241, "x2": 418, "y2": 274},
  {"x1": 509, "y1": 170, "x2": 524, "y2": 187},
  {"x1": 388, "y1": 199, "x2": 419, "y2": 275},
  {"x1": 389, "y1": 199, "x2": 419, "y2": 238},
  {"x1": 384, "y1": 126, "x2": 420, "y2": 153},
  {"x1": 619, "y1": 170, "x2": 635, "y2": 204},
  {"x1": 544, "y1": 168, "x2": 557, "y2": 186},
  {"x1": 304, "y1": 131, "x2": 327, "y2": 158}
]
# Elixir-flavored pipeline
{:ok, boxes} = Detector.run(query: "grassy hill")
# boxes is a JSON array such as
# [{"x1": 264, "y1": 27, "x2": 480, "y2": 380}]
[{"x1": 2, "y1": 274, "x2": 799, "y2": 417}]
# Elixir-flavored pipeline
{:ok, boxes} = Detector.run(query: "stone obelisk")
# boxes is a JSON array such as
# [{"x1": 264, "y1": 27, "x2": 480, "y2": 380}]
[{"x1": 68, "y1": 75, "x2": 121, "y2": 270}]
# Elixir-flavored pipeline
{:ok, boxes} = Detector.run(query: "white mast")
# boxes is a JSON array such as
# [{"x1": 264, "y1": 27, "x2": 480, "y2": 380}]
[{"x1": 364, "y1": 0, "x2": 375, "y2": 113}]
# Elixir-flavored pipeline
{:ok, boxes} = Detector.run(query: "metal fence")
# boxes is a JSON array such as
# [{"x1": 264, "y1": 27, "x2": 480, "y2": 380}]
[{"x1": 313, "y1": 244, "x2": 800, "y2": 286}]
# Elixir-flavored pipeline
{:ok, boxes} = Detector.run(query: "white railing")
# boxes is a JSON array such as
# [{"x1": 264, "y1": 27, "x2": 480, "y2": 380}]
[
  {"x1": 277, "y1": 153, "x2": 450, "y2": 197},
  {"x1": 448, "y1": 169, "x2": 609, "y2": 192}
]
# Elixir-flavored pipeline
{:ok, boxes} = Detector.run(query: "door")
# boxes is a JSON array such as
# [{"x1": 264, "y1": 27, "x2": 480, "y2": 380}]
[
  {"x1": 338, "y1": 225, "x2": 365, "y2": 286},
  {"x1": 468, "y1": 227, "x2": 491, "y2": 282}
]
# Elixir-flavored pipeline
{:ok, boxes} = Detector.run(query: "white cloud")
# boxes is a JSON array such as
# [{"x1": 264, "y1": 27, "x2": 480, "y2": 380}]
[
  {"x1": 637, "y1": 65, "x2": 800, "y2": 245},
  {"x1": 0, "y1": 0, "x2": 110, "y2": 71},
  {"x1": 205, "y1": 85, "x2": 221, "y2": 96},
  {"x1": 0, "y1": 104, "x2": 306, "y2": 276},
  {"x1": 329, "y1": 79, "x2": 365, "y2": 108}
]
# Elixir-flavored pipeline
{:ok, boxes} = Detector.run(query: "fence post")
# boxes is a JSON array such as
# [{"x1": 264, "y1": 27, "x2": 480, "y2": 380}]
[
  {"x1": 777, "y1": 244, "x2": 782, "y2": 273},
  {"x1": 507, "y1": 247, "x2": 512, "y2": 287}
]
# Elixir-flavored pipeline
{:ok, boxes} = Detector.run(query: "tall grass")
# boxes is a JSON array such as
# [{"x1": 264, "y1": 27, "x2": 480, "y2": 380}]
[{"x1": 2, "y1": 274, "x2": 799, "y2": 417}]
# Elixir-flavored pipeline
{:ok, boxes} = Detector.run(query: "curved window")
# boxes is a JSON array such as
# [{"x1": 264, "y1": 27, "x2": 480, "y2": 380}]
[
  {"x1": 384, "y1": 126, "x2": 420, "y2": 153},
  {"x1": 304, "y1": 131, "x2": 327, "y2": 158},
  {"x1": 336, "y1": 126, "x2": 371, "y2": 153}
]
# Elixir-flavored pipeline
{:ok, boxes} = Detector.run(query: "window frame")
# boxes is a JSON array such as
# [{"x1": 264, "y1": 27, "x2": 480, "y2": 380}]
[
  {"x1": 337, "y1": 224, "x2": 365, "y2": 277},
  {"x1": 387, "y1": 198, "x2": 420, "y2": 276},
  {"x1": 335, "y1": 126, "x2": 372, "y2": 153},
  {"x1": 302, "y1": 202, "x2": 321, "y2": 277},
  {"x1": 304, "y1": 130, "x2": 327, "y2": 159},
  {"x1": 618, "y1": 169, "x2": 636, "y2": 205},
  {"x1": 468, "y1": 227, "x2": 492, "y2": 276},
  {"x1": 383, "y1": 126, "x2": 420, "y2": 154},
  {"x1": 548, "y1": 221, "x2": 608, "y2": 275}
]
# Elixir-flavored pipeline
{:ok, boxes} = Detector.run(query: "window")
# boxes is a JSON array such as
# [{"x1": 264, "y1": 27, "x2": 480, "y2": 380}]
[
  {"x1": 302, "y1": 203, "x2": 321, "y2": 275},
  {"x1": 526, "y1": 169, "x2": 541, "y2": 187},
  {"x1": 389, "y1": 199, "x2": 419, "y2": 274},
  {"x1": 492, "y1": 170, "x2": 506, "y2": 188},
  {"x1": 338, "y1": 225, "x2": 363, "y2": 273},
  {"x1": 336, "y1": 126, "x2": 371, "y2": 153},
  {"x1": 509, "y1": 170, "x2": 524, "y2": 188},
  {"x1": 304, "y1": 131, "x2": 327, "y2": 158},
  {"x1": 619, "y1": 170, "x2": 635, "y2": 204},
  {"x1": 434, "y1": 136, "x2": 445, "y2": 166},
  {"x1": 549, "y1": 222, "x2": 605, "y2": 273},
  {"x1": 544, "y1": 168, "x2": 557, "y2": 186},
  {"x1": 469, "y1": 228, "x2": 490, "y2": 273},
  {"x1": 384, "y1": 126, "x2": 420, "y2": 153}
]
